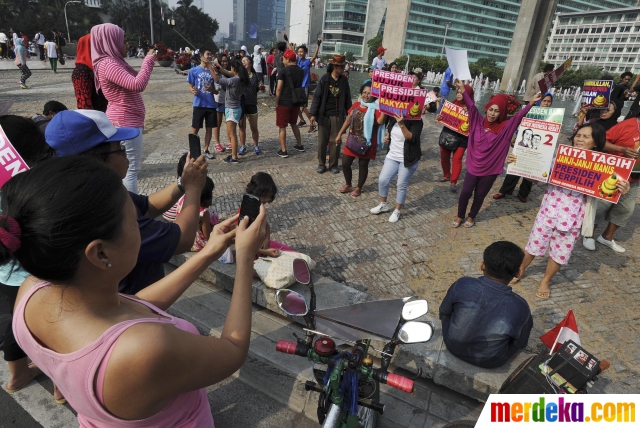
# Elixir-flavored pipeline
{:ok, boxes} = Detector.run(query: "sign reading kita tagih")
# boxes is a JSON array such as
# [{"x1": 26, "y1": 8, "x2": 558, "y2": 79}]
[
  {"x1": 538, "y1": 57, "x2": 572, "y2": 94},
  {"x1": 507, "y1": 107, "x2": 565, "y2": 182},
  {"x1": 549, "y1": 145, "x2": 634, "y2": 203},
  {"x1": 378, "y1": 84, "x2": 429, "y2": 120},
  {"x1": 371, "y1": 69, "x2": 414, "y2": 98},
  {"x1": 582, "y1": 80, "x2": 613, "y2": 109},
  {"x1": 0, "y1": 125, "x2": 30, "y2": 189},
  {"x1": 437, "y1": 100, "x2": 469, "y2": 136}
]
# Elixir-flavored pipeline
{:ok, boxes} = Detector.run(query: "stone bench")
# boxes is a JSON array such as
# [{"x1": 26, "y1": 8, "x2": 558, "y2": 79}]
[{"x1": 169, "y1": 253, "x2": 638, "y2": 401}]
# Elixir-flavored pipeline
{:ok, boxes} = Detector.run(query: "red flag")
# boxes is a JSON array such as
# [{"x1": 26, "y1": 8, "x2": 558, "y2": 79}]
[{"x1": 540, "y1": 309, "x2": 580, "y2": 354}]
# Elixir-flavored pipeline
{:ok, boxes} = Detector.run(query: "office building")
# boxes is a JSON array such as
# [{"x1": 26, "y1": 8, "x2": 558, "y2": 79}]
[
  {"x1": 544, "y1": 6, "x2": 640, "y2": 73},
  {"x1": 382, "y1": 0, "x2": 638, "y2": 66},
  {"x1": 234, "y1": 0, "x2": 286, "y2": 46},
  {"x1": 286, "y1": 0, "x2": 324, "y2": 48},
  {"x1": 319, "y1": 0, "x2": 385, "y2": 61}
]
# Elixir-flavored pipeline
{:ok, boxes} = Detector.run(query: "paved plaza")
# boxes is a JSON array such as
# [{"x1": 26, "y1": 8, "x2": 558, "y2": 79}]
[{"x1": 2, "y1": 64, "x2": 639, "y2": 390}]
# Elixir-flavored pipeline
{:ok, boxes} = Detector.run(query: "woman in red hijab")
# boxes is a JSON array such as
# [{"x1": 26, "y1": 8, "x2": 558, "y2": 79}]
[
  {"x1": 435, "y1": 84, "x2": 474, "y2": 192},
  {"x1": 71, "y1": 34, "x2": 108, "y2": 111},
  {"x1": 452, "y1": 79, "x2": 541, "y2": 228}
]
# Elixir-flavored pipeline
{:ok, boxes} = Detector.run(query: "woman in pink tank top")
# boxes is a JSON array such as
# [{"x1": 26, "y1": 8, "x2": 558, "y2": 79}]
[{"x1": 1, "y1": 156, "x2": 268, "y2": 427}]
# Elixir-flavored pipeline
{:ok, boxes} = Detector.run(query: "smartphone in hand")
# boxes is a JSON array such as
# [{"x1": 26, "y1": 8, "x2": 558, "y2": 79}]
[
  {"x1": 239, "y1": 194, "x2": 261, "y2": 225},
  {"x1": 188, "y1": 133, "x2": 202, "y2": 158}
]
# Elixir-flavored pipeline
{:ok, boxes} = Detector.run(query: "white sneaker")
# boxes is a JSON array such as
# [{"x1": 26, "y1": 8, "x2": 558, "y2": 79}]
[
  {"x1": 582, "y1": 237, "x2": 596, "y2": 251},
  {"x1": 370, "y1": 203, "x2": 390, "y2": 215},
  {"x1": 596, "y1": 235, "x2": 626, "y2": 253},
  {"x1": 389, "y1": 209, "x2": 401, "y2": 223}
]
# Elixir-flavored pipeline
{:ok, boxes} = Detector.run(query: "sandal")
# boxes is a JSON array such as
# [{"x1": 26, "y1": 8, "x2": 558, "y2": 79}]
[
  {"x1": 464, "y1": 218, "x2": 475, "y2": 228},
  {"x1": 492, "y1": 193, "x2": 505, "y2": 200},
  {"x1": 339, "y1": 185, "x2": 353, "y2": 193},
  {"x1": 451, "y1": 218, "x2": 463, "y2": 228},
  {"x1": 5, "y1": 363, "x2": 42, "y2": 394},
  {"x1": 509, "y1": 276, "x2": 521, "y2": 285},
  {"x1": 536, "y1": 290, "x2": 551, "y2": 300},
  {"x1": 438, "y1": 177, "x2": 450, "y2": 183},
  {"x1": 308, "y1": 124, "x2": 317, "y2": 133},
  {"x1": 350, "y1": 188, "x2": 361, "y2": 197}
]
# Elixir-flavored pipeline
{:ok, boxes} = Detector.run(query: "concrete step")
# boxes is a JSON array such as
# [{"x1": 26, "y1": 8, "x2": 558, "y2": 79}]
[{"x1": 166, "y1": 268, "x2": 484, "y2": 428}]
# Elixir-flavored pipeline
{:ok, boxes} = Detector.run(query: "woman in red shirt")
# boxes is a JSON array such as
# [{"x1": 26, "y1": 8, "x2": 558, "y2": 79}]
[
  {"x1": 266, "y1": 48, "x2": 276, "y2": 96},
  {"x1": 335, "y1": 82, "x2": 386, "y2": 197}
]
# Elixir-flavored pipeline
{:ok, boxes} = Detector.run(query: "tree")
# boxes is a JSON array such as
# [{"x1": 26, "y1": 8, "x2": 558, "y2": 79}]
[
  {"x1": 469, "y1": 58, "x2": 503, "y2": 80},
  {"x1": 367, "y1": 34, "x2": 382, "y2": 63},
  {"x1": 345, "y1": 51, "x2": 355, "y2": 63}
]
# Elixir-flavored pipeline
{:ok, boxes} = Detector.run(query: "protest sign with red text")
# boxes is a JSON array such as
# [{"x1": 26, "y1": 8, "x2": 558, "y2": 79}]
[
  {"x1": 437, "y1": 100, "x2": 469, "y2": 136},
  {"x1": 372, "y1": 69, "x2": 414, "y2": 98},
  {"x1": 0, "y1": 125, "x2": 30, "y2": 188},
  {"x1": 378, "y1": 84, "x2": 429, "y2": 120}
]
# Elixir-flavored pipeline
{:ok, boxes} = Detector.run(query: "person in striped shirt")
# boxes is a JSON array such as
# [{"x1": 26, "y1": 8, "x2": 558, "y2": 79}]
[{"x1": 91, "y1": 23, "x2": 155, "y2": 194}]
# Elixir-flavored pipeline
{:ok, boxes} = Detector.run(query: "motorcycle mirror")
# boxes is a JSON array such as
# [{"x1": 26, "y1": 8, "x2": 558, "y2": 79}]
[
  {"x1": 401, "y1": 299, "x2": 428, "y2": 320},
  {"x1": 293, "y1": 258, "x2": 311, "y2": 285},
  {"x1": 398, "y1": 321, "x2": 434, "y2": 344},
  {"x1": 276, "y1": 289, "x2": 309, "y2": 316}
]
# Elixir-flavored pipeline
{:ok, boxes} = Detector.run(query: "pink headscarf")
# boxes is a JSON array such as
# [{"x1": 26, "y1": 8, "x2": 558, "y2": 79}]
[{"x1": 90, "y1": 24, "x2": 136, "y2": 90}]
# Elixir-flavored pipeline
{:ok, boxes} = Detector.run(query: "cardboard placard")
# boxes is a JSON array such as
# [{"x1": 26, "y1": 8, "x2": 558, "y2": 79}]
[
  {"x1": 538, "y1": 57, "x2": 572, "y2": 94},
  {"x1": 378, "y1": 84, "x2": 429, "y2": 120},
  {"x1": 582, "y1": 80, "x2": 613, "y2": 110},
  {"x1": 437, "y1": 100, "x2": 469, "y2": 136},
  {"x1": 506, "y1": 107, "x2": 565, "y2": 182},
  {"x1": 549, "y1": 145, "x2": 634, "y2": 203},
  {"x1": 0, "y1": 125, "x2": 30, "y2": 189},
  {"x1": 371, "y1": 69, "x2": 414, "y2": 98}
]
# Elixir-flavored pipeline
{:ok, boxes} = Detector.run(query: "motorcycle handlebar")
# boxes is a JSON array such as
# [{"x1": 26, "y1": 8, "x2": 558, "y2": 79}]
[
  {"x1": 385, "y1": 372, "x2": 415, "y2": 393},
  {"x1": 276, "y1": 340, "x2": 309, "y2": 357}
]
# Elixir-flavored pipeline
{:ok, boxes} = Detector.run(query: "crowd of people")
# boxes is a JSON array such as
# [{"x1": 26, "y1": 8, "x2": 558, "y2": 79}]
[{"x1": 1, "y1": 20, "x2": 639, "y2": 423}]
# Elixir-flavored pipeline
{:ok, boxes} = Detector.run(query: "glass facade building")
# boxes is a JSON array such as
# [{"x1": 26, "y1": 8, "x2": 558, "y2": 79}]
[
  {"x1": 234, "y1": 0, "x2": 286, "y2": 45},
  {"x1": 544, "y1": 7, "x2": 640, "y2": 73},
  {"x1": 321, "y1": 0, "x2": 369, "y2": 57},
  {"x1": 399, "y1": 0, "x2": 637, "y2": 66}
]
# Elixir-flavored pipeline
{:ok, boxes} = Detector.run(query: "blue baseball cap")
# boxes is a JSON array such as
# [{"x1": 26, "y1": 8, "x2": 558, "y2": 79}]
[{"x1": 45, "y1": 110, "x2": 140, "y2": 157}]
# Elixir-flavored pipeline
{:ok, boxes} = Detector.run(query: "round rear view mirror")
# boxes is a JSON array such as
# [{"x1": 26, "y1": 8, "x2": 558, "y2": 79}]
[
  {"x1": 398, "y1": 321, "x2": 434, "y2": 344},
  {"x1": 293, "y1": 258, "x2": 311, "y2": 285},
  {"x1": 402, "y1": 299, "x2": 428, "y2": 320},
  {"x1": 276, "y1": 289, "x2": 309, "y2": 316}
]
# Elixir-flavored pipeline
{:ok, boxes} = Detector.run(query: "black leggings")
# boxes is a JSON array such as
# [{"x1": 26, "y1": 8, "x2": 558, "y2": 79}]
[
  {"x1": 0, "y1": 283, "x2": 26, "y2": 362},
  {"x1": 342, "y1": 155, "x2": 370, "y2": 189}
]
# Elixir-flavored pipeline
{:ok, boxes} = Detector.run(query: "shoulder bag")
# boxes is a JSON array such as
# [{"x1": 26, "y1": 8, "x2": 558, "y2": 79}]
[
  {"x1": 438, "y1": 126, "x2": 464, "y2": 150},
  {"x1": 253, "y1": 251, "x2": 316, "y2": 289},
  {"x1": 345, "y1": 109, "x2": 369, "y2": 156},
  {"x1": 285, "y1": 69, "x2": 307, "y2": 106}
]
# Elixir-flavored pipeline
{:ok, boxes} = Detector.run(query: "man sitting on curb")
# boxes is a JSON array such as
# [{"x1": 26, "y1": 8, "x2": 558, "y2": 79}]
[
  {"x1": 439, "y1": 241, "x2": 533, "y2": 369},
  {"x1": 45, "y1": 110, "x2": 207, "y2": 294}
]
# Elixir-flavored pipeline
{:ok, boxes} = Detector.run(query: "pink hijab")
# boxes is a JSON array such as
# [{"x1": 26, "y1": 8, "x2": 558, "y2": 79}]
[{"x1": 90, "y1": 24, "x2": 136, "y2": 90}]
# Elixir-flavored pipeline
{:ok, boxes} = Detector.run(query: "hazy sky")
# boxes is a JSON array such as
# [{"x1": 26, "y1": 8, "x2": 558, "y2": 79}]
[{"x1": 168, "y1": 0, "x2": 234, "y2": 35}]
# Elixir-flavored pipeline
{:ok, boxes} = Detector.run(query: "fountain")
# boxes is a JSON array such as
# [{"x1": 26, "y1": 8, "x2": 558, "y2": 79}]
[
  {"x1": 483, "y1": 78, "x2": 490, "y2": 92},
  {"x1": 505, "y1": 79, "x2": 513, "y2": 94},
  {"x1": 573, "y1": 87, "x2": 581, "y2": 101},
  {"x1": 473, "y1": 77, "x2": 483, "y2": 103},
  {"x1": 519, "y1": 80, "x2": 526, "y2": 94},
  {"x1": 562, "y1": 88, "x2": 569, "y2": 101},
  {"x1": 493, "y1": 78, "x2": 501, "y2": 93},
  {"x1": 572, "y1": 93, "x2": 583, "y2": 116}
]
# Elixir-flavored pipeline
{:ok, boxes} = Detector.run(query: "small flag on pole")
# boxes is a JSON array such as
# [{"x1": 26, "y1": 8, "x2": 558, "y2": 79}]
[{"x1": 540, "y1": 309, "x2": 581, "y2": 354}]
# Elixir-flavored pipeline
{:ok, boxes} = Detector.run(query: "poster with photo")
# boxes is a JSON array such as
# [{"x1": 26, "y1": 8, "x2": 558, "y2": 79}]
[{"x1": 506, "y1": 107, "x2": 564, "y2": 183}]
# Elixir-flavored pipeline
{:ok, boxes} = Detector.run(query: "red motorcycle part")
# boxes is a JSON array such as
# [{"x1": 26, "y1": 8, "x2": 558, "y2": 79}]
[
  {"x1": 313, "y1": 338, "x2": 336, "y2": 357},
  {"x1": 386, "y1": 373, "x2": 415, "y2": 393},
  {"x1": 276, "y1": 340, "x2": 297, "y2": 355}
]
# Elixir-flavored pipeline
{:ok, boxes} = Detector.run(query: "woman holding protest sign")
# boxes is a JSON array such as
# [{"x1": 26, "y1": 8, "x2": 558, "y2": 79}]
[
  {"x1": 435, "y1": 83, "x2": 474, "y2": 192},
  {"x1": 452, "y1": 79, "x2": 541, "y2": 228},
  {"x1": 510, "y1": 123, "x2": 630, "y2": 299},
  {"x1": 493, "y1": 91, "x2": 555, "y2": 203},
  {"x1": 335, "y1": 82, "x2": 386, "y2": 197}
]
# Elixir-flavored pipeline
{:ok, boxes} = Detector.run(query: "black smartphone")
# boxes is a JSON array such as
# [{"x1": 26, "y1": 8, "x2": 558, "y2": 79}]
[
  {"x1": 239, "y1": 194, "x2": 261, "y2": 225},
  {"x1": 188, "y1": 134, "x2": 201, "y2": 158}
]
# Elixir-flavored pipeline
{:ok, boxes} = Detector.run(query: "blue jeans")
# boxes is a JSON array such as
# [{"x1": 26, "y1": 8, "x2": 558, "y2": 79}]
[
  {"x1": 122, "y1": 127, "x2": 143, "y2": 193},
  {"x1": 378, "y1": 157, "x2": 419, "y2": 205}
]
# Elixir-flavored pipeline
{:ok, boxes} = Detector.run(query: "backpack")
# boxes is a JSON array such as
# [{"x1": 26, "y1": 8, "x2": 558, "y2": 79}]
[
  {"x1": 284, "y1": 68, "x2": 307, "y2": 106},
  {"x1": 59, "y1": 35, "x2": 66, "y2": 47}
]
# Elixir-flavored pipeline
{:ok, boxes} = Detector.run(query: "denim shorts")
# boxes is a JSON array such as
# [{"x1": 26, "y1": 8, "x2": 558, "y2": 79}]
[
  {"x1": 216, "y1": 103, "x2": 225, "y2": 113},
  {"x1": 225, "y1": 107, "x2": 243, "y2": 124}
]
